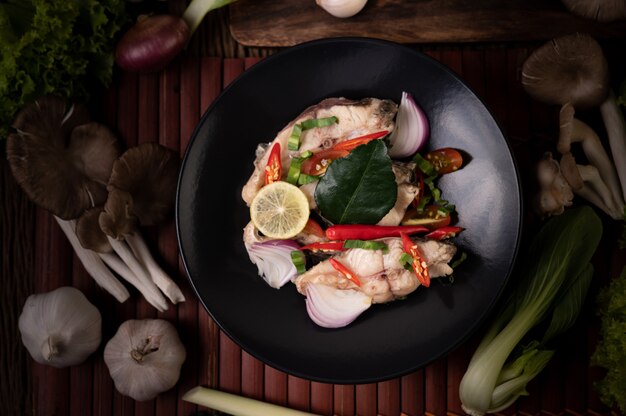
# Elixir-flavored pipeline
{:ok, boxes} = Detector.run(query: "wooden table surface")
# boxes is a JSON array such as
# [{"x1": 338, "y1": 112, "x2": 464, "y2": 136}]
[{"x1": 2, "y1": 4, "x2": 626, "y2": 416}]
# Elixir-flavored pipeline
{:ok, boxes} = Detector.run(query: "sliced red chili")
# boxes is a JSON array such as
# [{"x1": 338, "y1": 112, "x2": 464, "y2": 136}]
[
  {"x1": 302, "y1": 218, "x2": 325, "y2": 238},
  {"x1": 400, "y1": 232, "x2": 430, "y2": 287},
  {"x1": 300, "y1": 241, "x2": 345, "y2": 252},
  {"x1": 300, "y1": 148, "x2": 349, "y2": 176},
  {"x1": 425, "y1": 226, "x2": 464, "y2": 240},
  {"x1": 325, "y1": 224, "x2": 429, "y2": 240},
  {"x1": 401, "y1": 205, "x2": 451, "y2": 230},
  {"x1": 264, "y1": 142, "x2": 282, "y2": 184},
  {"x1": 332, "y1": 130, "x2": 389, "y2": 151},
  {"x1": 329, "y1": 258, "x2": 361, "y2": 287},
  {"x1": 424, "y1": 148, "x2": 463, "y2": 174}
]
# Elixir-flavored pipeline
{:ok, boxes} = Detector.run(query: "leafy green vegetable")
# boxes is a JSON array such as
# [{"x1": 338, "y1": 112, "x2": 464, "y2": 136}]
[
  {"x1": 315, "y1": 140, "x2": 397, "y2": 224},
  {"x1": 459, "y1": 206, "x2": 602, "y2": 415},
  {"x1": 591, "y1": 266, "x2": 626, "y2": 414},
  {"x1": 0, "y1": 0, "x2": 127, "y2": 139}
]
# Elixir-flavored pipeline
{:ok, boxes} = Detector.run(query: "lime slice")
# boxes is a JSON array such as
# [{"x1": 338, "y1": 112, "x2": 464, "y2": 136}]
[{"x1": 250, "y1": 181, "x2": 310, "y2": 239}]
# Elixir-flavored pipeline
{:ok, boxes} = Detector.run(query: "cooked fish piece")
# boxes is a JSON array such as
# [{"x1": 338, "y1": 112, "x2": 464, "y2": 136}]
[
  {"x1": 294, "y1": 237, "x2": 457, "y2": 303},
  {"x1": 242, "y1": 97, "x2": 397, "y2": 205}
]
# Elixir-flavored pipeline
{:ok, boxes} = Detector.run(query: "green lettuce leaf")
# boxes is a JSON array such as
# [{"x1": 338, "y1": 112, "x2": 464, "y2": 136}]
[
  {"x1": 315, "y1": 140, "x2": 397, "y2": 224},
  {"x1": 0, "y1": 0, "x2": 127, "y2": 140}
]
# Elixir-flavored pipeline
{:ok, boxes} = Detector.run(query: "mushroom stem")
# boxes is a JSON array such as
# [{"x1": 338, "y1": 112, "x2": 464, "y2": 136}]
[
  {"x1": 54, "y1": 217, "x2": 130, "y2": 303},
  {"x1": 125, "y1": 233, "x2": 186, "y2": 304},
  {"x1": 106, "y1": 236, "x2": 169, "y2": 312},
  {"x1": 559, "y1": 103, "x2": 625, "y2": 215},
  {"x1": 576, "y1": 164, "x2": 622, "y2": 219},
  {"x1": 600, "y1": 92, "x2": 626, "y2": 209}
]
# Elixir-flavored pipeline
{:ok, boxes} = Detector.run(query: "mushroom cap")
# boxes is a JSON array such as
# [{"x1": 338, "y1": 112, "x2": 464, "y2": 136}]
[
  {"x1": 561, "y1": 0, "x2": 626, "y2": 22},
  {"x1": 6, "y1": 96, "x2": 120, "y2": 219},
  {"x1": 108, "y1": 143, "x2": 180, "y2": 226},
  {"x1": 99, "y1": 190, "x2": 139, "y2": 240},
  {"x1": 522, "y1": 33, "x2": 610, "y2": 109},
  {"x1": 76, "y1": 207, "x2": 113, "y2": 253}
]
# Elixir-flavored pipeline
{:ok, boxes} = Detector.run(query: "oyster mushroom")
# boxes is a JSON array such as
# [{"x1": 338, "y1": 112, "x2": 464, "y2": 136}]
[
  {"x1": 522, "y1": 34, "x2": 626, "y2": 206},
  {"x1": 6, "y1": 96, "x2": 130, "y2": 302},
  {"x1": 561, "y1": 0, "x2": 626, "y2": 22},
  {"x1": 534, "y1": 152, "x2": 574, "y2": 217},
  {"x1": 77, "y1": 207, "x2": 168, "y2": 311},
  {"x1": 99, "y1": 143, "x2": 185, "y2": 306}
]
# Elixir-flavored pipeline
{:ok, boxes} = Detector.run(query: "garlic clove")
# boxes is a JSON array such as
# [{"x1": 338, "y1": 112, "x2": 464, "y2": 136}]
[
  {"x1": 104, "y1": 319, "x2": 186, "y2": 401},
  {"x1": 18, "y1": 287, "x2": 102, "y2": 368},
  {"x1": 316, "y1": 0, "x2": 368, "y2": 18}
]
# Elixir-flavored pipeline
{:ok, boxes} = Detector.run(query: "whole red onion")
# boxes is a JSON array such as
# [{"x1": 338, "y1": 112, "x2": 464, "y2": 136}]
[{"x1": 115, "y1": 14, "x2": 190, "y2": 73}]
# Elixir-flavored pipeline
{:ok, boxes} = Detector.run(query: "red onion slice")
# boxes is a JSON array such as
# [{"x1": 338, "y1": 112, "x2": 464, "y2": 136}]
[
  {"x1": 247, "y1": 240, "x2": 300, "y2": 289},
  {"x1": 388, "y1": 91, "x2": 430, "y2": 158},
  {"x1": 305, "y1": 283, "x2": 372, "y2": 328}
]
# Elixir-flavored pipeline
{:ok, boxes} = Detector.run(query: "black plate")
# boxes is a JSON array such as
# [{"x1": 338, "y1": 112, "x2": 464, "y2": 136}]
[{"x1": 177, "y1": 38, "x2": 522, "y2": 384}]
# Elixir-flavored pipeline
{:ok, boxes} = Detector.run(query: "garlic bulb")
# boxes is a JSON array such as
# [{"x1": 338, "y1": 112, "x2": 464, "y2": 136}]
[
  {"x1": 18, "y1": 286, "x2": 102, "y2": 368},
  {"x1": 104, "y1": 319, "x2": 186, "y2": 401},
  {"x1": 316, "y1": 0, "x2": 368, "y2": 18}
]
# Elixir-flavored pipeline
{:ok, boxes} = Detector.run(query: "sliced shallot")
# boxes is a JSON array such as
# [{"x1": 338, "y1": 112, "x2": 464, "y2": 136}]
[
  {"x1": 388, "y1": 91, "x2": 430, "y2": 158},
  {"x1": 247, "y1": 240, "x2": 300, "y2": 289},
  {"x1": 305, "y1": 283, "x2": 372, "y2": 328}
]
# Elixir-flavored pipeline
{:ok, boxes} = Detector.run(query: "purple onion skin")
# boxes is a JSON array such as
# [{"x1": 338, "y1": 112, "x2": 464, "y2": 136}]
[{"x1": 115, "y1": 15, "x2": 190, "y2": 73}]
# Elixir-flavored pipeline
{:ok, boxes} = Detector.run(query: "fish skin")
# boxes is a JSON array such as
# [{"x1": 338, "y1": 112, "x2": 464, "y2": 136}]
[{"x1": 241, "y1": 97, "x2": 397, "y2": 205}]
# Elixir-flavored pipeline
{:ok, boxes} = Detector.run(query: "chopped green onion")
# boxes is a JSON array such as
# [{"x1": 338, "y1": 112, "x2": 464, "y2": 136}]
[
  {"x1": 414, "y1": 153, "x2": 437, "y2": 176},
  {"x1": 399, "y1": 252, "x2": 414, "y2": 271},
  {"x1": 301, "y1": 116, "x2": 338, "y2": 130},
  {"x1": 299, "y1": 150, "x2": 314, "y2": 159},
  {"x1": 288, "y1": 117, "x2": 338, "y2": 150},
  {"x1": 344, "y1": 239, "x2": 389, "y2": 253},
  {"x1": 286, "y1": 152, "x2": 315, "y2": 185},
  {"x1": 451, "y1": 251, "x2": 467, "y2": 269},
  {"x1": 416, "y1": 195, "x2": 432, "y2": 212},
  {"x1": 288, "y1": 124, "x2": 303, "y2": 151},
  {"x1": 291, "y1": 250, "x2": 306, "y2": 273},
  {"x1": 297, "y1": 173, "x2": 319, "y2": 185}
]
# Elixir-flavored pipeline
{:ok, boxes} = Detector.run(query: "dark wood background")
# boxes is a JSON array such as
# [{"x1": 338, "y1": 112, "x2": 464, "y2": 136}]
[{"x1": 2, "y1": 2, "x2": 626, "y2": 416}]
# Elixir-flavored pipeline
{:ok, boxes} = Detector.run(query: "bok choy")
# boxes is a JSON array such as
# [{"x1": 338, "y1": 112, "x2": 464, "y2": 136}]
[{"x1": 459, "y1": 206, "x2": 602, "y2": 415}]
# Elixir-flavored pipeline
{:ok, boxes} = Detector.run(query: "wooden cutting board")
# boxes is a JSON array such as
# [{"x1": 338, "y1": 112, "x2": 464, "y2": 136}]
[{"x1": 230, "y1": 0, "x2": 626, "y2": 47}]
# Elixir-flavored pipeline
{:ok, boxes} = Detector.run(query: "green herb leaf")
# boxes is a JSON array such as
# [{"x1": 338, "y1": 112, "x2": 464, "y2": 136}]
[{"x1": 315, "y1": 140, "x2": 397, "y2": 224}]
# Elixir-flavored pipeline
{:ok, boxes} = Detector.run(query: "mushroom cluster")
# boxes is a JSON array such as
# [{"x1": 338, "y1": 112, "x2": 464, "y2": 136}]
[
  {"x1": 523, "y1": 33, "x2": 626, "y2": 219},
  {"x1": 7, "y1": 96, "x2": 184, "y2": 310}
]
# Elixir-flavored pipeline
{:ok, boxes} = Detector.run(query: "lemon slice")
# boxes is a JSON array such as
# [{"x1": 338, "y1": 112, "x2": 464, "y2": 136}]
[{"x1": 250, "y1": 181, "x2": 310, "y2": 239}]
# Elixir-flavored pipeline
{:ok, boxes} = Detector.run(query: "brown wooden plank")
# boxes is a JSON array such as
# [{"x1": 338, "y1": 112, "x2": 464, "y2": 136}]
[
  {"x1": 241, "y1": 351, "x2": 264, "y2": 399},
  {"x1": 424, "y1": 357, "x2": 447, "y2": 416},
  {"x1": 230, "y1": 0, "x2": 626, "y2": 47},
  {"x1": 287, "y1": 375, "x2": 311, "y2": 412},
  {"x1": 401, "y1": 370, "x2": 425, "y2": 416},
  {"x1": 333, "y1": 384, "x2": 355, "y2": 416},
  {"x1": 310, "y1": 382, "x2": 333, "y2": 415},
  {"x1": 356, "y1": 383, "x2": 377, "y2": 416},
  {"x1": 177, "y1": 54, "x2": 201, "y2": 416},
  {"x1": 445, "y1": 347, "x2": 467, "y2": 415},
  {"x1": 156, "y1": 59, "x2": 182, "y2": 416},
  {"x1": 264, "y1": 365, "x2": 288, "y2": 406},
  {"x1": 378, "y1": 378, "x2": 401, "y2": 416},
  {"x1": 198, "y1": 57, "x2": 223, "y2": 391}
]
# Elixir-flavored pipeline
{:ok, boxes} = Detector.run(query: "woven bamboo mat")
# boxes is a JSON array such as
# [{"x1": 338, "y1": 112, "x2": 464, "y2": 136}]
[{"x1": 3, "y1": 43, "x2": 626, "y2": 415}]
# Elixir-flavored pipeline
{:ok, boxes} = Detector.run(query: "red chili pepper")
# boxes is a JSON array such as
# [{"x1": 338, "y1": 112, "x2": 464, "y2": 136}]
[
  {"x1": 325, "y1": 224, "x2": 429, "y2": 240},
  {"x1": 332, "y1": 130, "x2": 389, "y2": 151},
  {"x1": 400, "y1": 232, "x2": 430, "y2": 287},
  {"x1": 329, "y1": 258, "x2": 361, "y2": 287},
  {"x1": 302, "y1": 218, "x2": 325, "y2": 238},
  {"x1": 300, "y1": 131, "x2": 389, "y2": 176},
  {"x1": 300, "y1": 241, "x2": 345, "y2": 251},
  {"x1": 264, "y1": 142, "x2": 282, "y2": 184},
  {"x1": 425, "y1": 226, "x2": 464, "y2": 240}
]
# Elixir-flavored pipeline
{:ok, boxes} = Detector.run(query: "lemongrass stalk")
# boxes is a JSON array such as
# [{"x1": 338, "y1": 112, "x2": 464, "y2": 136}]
[
  {"x1": 182, "y1": 0, "x2": 237, "y2": 36},
  {"x1": 183, "y1": 386, "x2": 319, "y2": 416},
  {"x1": 125, "y1": 232, "x2": 185, "y2": 304},
  {"x1": 54, "y1": 217, "x2": 130, "y2": 303}
]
